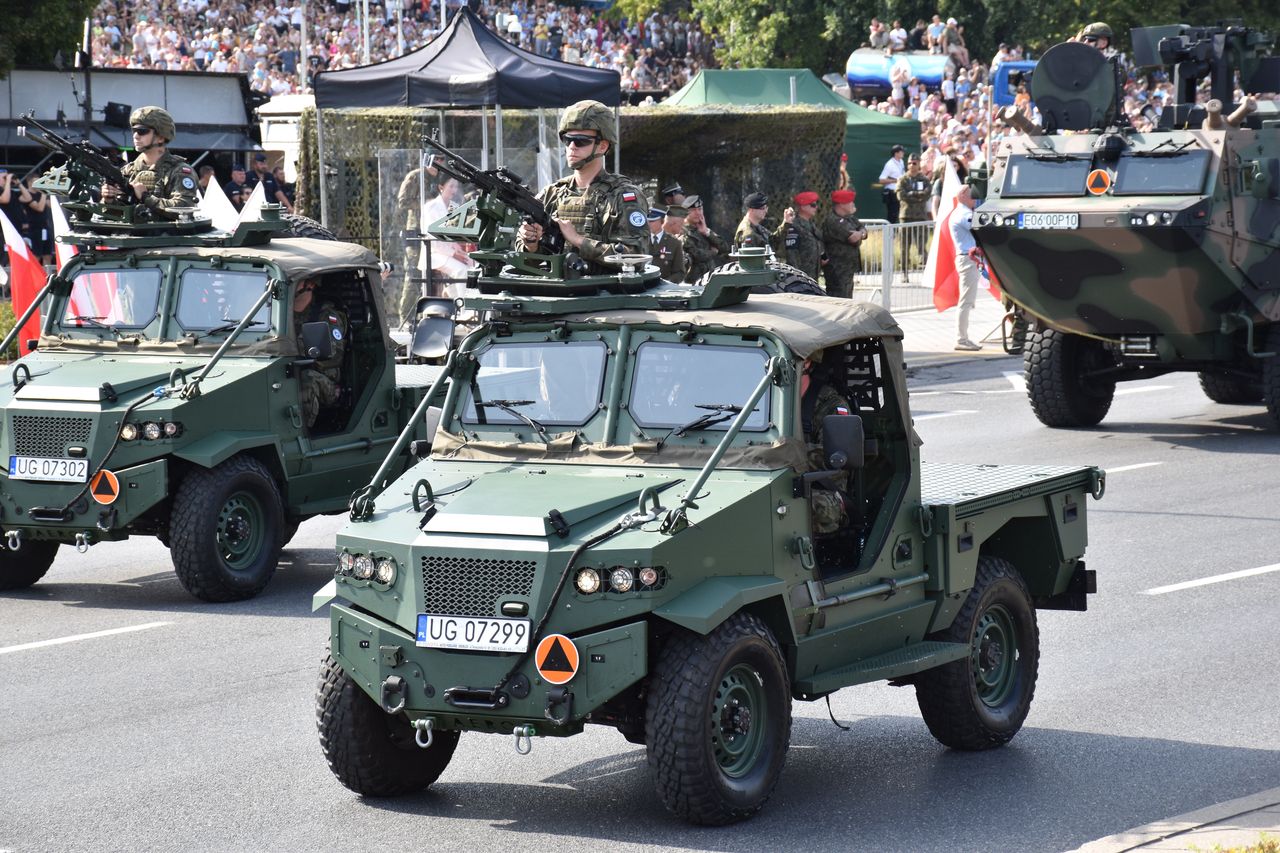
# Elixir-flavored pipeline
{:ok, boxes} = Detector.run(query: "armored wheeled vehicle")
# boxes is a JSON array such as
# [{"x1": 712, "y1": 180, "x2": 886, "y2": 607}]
[
  {"x1": 0, "y1": 121, "x2": 444, "y2": 601},
  {"x1": 313, "y1": 148, "x2": 1105, "y2": 824},
  {"x1": 973, "y1": 25, "x2": 1280, "y2": 427}
]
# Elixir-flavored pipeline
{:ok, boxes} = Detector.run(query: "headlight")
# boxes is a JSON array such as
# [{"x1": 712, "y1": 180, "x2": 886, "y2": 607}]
[
  {"x1": 575, "y1": 568, "x2": 601, "y2": 595},
  {"x1": 337, "y1": 552, "x2": 354, "y2": 575},
  {"x1": 375, "y1": 558, "x2": 397, "y2": 585},
  {"x1": 638, "y1": 566, "x2": 660, "y2": 588},
  {"x1": 120, "y1": 423, "x2": 139, "y2": 441},
  {"x1": 1145, "y1": 212, "x2": 1158, "y2": 226},
  {"x1": 353, "y1": 555, "x2": 375, "y2": 580},
  {"x1": 609, "y1": 567, "x2": 634, "y2": 593},
  {"x1": 163, "y1": 421, "x2": 182, "y2": 438},
  {"x1": 1161, "y1": 212, "x2": 1174, "y2": 225},
  {"x1": 142, "y1": 422, "x2": 162, "y2": 441}
]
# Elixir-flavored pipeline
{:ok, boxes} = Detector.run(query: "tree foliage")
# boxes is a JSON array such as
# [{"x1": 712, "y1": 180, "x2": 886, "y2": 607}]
[{"x1": 0, "y1": 0, "x2": 100, "y2": 79}]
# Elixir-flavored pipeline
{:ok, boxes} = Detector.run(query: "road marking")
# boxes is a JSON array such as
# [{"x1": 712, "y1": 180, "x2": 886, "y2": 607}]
[
  {"x1": 0, "y1": 621, "x2": 170, "y2": 655},
  {"x1": 1143, "y1": 564, "x2": 1280, "y2": 595},
  {"x1": 1003, "y1": 371, "x2": 1023, "y2": 392},
  {"x1": 1106, "y1": 462, "x2": 1164, "y2": 473},
  {"x1": 914, "y1": 410, "x2": 977, "y2": 421},
  {"x1": 1115, "y1": 385, "x2": 1173, "y2": 396}
]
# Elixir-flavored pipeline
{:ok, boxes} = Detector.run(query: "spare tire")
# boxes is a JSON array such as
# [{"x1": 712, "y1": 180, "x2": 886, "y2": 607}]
[
  {"x1": 697, "y1": 261, "x2": 825, "y2": 296},
  {"x1": 282, "y1": 213, "x2": 337, "y2": 241}
]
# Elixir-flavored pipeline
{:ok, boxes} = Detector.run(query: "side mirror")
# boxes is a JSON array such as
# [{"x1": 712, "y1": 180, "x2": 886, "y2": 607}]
[
  {"x1": 822, "y1": 414, "x2": 865, "y2": 471},
  {"x1": 25, "y1": 339, "x2": 38, "y2": 352},
  {"x1": 411, "y1": 297, "x2": 456, "y2": 360},
  {"x1": 300, "y1": 320, "x2": 333, "y2": 360}
]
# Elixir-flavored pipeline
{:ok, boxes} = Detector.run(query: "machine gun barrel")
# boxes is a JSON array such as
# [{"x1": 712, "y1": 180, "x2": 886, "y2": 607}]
[
  {"x1": 422, "y1": 136, "x2": 564, "y2": 254},
  {"x1": 16, "y1": 112, "x2": 135, "y2": 197}
]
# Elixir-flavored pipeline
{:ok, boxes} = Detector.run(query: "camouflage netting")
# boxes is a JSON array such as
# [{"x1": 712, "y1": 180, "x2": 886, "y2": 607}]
[{"x1": 298, "y1": 105, "x2": 846, "y2": 254}]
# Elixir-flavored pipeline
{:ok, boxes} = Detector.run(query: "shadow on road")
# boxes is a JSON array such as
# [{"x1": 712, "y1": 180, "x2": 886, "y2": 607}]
[{"x1": 352, "y1": 716, "x2": 1280, "y2": 852}]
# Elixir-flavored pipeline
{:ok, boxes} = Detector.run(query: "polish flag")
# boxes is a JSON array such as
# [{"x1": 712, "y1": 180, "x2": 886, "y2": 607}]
[
  {"x1": 50, "y1": 196, "x2": 79, "y2": 271},
  {"x1": 926, "y1": 162, "x2": 1000, "y2": 311},
  {"x1": 0, "y1": 207, "x2": 47, "y2": 347}
]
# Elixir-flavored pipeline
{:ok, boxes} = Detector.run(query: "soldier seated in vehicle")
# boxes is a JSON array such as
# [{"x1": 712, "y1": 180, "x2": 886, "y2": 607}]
[
  {"x1": 294, "y1": 277, "x2": 349, "y2": 430},
  {"x1": 801, "y1": 348, "x2": 852, "y2": 536}
]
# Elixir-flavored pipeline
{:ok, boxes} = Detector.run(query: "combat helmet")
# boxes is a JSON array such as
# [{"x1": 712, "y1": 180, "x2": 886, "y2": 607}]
[
  {"x1": 558, "y1": 100, "x2": 617, "y2": 145},
  {"x1": 130, "y1": 106, "x2": 176, "y2": 142},
  {"x1": 1081, "y1": 22, "x2": 1113, "y2": 41}
]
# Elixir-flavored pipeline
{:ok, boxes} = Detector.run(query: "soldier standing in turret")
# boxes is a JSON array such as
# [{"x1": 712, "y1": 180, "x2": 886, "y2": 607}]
[
  {"x1": 100, "y1": 106, "x2": 199, "y2": 219},
  {"x1": 517, "y1": 100, "x2": 649, "y2": 271},
  {"x1": 680, "y1": 194, "x2": 731, "y2": 282}
]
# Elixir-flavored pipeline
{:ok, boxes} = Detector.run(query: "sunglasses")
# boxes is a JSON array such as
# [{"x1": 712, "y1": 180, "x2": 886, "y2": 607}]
[
  {"x1": 131, "y1": 126, "x2": 153, "y2": 135},
  {"x1": 561, "y1": 133, "x2": 599, "y2": 148}
]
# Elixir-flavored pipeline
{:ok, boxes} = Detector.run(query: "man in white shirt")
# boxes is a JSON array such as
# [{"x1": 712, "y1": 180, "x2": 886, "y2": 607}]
[
  {"x1": 878, "y1": 144, "x2": 906, "y2": 222},
  {"x1": 949, "y1": 185, "x2": 982, "y2": 350}
]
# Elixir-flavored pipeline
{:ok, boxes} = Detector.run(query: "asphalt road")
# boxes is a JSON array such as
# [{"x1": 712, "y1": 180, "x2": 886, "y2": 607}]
[{"x1": 4, "y1": 357, "x2": 1279, "y2": 853}]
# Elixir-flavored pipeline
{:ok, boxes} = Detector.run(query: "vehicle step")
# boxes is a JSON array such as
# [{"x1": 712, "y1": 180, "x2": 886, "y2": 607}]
[{"x1": 795, "y1": 641, "x2": 969, "y2": 696}]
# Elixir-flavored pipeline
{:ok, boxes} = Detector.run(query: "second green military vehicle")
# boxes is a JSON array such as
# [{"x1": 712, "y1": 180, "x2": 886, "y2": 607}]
[
  {"x1": 313, "y1": 148, "x2": 1105, "y2": 825},
  {"x1": 974, "y1": 25, "x2": 1280, "y2": 427},
  {"x1": 0, "y1": 120, "x2": 443, "y2": 601}
]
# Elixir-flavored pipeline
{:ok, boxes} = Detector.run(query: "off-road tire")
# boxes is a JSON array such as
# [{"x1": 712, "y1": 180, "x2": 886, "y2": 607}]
[
  {"x1": 169, "y1": 455, "x2": 284, "y2": 602},
  {"x1": 697, "y1": 261, "x2": 824, "y2": 296},
  {"x1": 645, "y1": 612, "x2": 792, "y2": 825},
  {"x1": 1024, "y1": 328, "x2": 1116, "y2": 427},
  {"x1": 915, "y1": 556, "x2": 1039, "y2": 750},
  {"x1": 281, "y1": 518, "x2": 302, "y2": 547},
  {"x1": 1199, "y1": 371, "x2": 1263, "y2": 405},
  {"x1": 283, "y1": 213, "x2": 337, "y2": 241},
  {"x1": 317, "y1": 653, "x2": 459, "y2": 796},
  {"x1": 0, "y1": 540, "x2": 59, "y2": 591}
]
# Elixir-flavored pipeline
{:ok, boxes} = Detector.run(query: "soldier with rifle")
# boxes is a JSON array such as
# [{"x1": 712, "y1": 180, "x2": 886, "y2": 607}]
[
  {"x1": 100, "y1": 106, "x2": 199, "y2": 218},
  {"x1": 515, "y1": 100, "x2": 650, "y2": 271}
]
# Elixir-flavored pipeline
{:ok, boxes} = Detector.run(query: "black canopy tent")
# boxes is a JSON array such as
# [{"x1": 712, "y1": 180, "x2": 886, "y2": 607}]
[{"x1": 312, "y1": 7, "x2": 621, "y2": 225}]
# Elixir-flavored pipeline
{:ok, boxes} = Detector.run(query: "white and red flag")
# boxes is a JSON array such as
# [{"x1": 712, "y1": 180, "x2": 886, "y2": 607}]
[
  {"x1": 0, "y1": 207, "x2": 48, "y2": 347},
  {"x1": 925, "y1": 161, "x2": 1000, "y2": 310}
]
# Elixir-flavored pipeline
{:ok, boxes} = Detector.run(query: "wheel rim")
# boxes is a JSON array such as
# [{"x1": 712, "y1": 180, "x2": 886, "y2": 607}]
[
  {"x1": 216, "y1": 490, "x2": 266, "y2": 571},
  {"x1": 711, "y1": 663, "x2": 767, "y2": 777},
  {"x1": 971, "y1": 604, "x2": 1018, "y2": 707}
]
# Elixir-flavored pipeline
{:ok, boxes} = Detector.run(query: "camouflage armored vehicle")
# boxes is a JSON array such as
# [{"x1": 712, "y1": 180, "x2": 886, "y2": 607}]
[
  {"x1": 973, "y1": 25, "x2": 1280, "y2": 427},
  {"x1": 0, "y1": 120, "x2": 442, "y2": 601},
  {"x1": 313, "y1": 149, "x2": 1105, "y2": 825}
]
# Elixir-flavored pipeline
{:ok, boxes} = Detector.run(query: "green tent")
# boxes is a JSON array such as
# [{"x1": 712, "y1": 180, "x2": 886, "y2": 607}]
[{"x1": 664, "y1": 69, "x2": 920, "y2": 220}]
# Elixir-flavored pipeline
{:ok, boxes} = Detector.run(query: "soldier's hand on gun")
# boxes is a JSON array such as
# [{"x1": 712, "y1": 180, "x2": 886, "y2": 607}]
[{"x1": 518, "y1": 219, "x2": 544, "y2": 245}]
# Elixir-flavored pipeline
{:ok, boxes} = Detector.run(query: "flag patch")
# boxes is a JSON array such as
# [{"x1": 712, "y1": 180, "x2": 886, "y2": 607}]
[
  {"x1": 622, "y1": 191, "x2": 637, "y2": 202},
  {"x1": 836, "y1": 405, "x2": 850, "y2": 415}
]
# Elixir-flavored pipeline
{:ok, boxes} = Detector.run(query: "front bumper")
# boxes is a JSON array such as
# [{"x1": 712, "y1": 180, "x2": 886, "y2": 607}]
[
  {"x1": 0, "y1": 458, "x2": 168, "y2": 541},
  {"x1": 330, "y1": 602, "x2": 648, "y2": 736}
]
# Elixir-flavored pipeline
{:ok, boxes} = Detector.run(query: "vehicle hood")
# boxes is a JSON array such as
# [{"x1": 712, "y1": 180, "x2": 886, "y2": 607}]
[{"x1": 0, "y1": 353, "x2": 266, "y2": 404}]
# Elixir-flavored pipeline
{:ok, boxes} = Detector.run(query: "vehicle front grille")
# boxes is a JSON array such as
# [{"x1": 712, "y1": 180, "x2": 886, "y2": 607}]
[
  {"x1": 12, "y1": 415, "x2": 94, "y2": 457},
  {"x1": 421, "y1": 555, "x2": 538, "y2": 617}
]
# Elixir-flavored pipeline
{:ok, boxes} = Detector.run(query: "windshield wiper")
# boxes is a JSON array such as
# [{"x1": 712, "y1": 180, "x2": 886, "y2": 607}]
[
  {"x1": 1133, "y1": 139, "x2": 1199, "y2": 157},
  {"x1": 190, "y1": 320, "x2": 266, "y2": 342},
  {"x1": 474, "y1": 399, "x2": 551, "y2": 444},
  {"x1": 64, "y1": 315, "x2": 124, "y2": 338},
  {"x1": 657, "y1": 403, "x2": 751, "y2": 450}
]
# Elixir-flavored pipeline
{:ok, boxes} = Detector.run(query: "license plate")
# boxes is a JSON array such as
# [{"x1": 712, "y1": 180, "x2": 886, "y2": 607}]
[
  {"x1": 8, "y1": 456, "x2": 89, "y2": 483},
  {"x1": 1018, "y1": 212, "x2": 1078, "y2": 230},
  {"x1": 416, "y1": 614, "x2": 530, "y2": 653}
]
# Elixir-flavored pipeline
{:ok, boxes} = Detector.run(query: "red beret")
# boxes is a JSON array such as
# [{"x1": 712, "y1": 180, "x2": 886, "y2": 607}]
[
  {"x1": 793, "y1": 191, "x2": 819, "y2": 206},
  {"x1": 831, "y1": 189, "x2": 856, "y2": 204}
]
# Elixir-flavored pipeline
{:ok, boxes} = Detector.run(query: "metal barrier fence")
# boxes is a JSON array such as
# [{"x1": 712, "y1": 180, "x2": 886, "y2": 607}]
[{"x1": 852, "y1": 220, "x2": 938, "y2": 313}]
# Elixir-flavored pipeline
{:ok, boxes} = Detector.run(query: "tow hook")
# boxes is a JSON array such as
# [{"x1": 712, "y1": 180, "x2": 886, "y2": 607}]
[
  {"x1": 75, "y1": 532, "x2": 92, "y2": 554},
  {"x1": 412, "y1": 718, "x2": 434, "y2": 749},
  {"x1": 544, "y1": 686, "x2": 573, "y2": 725},
  {"x1": 380, "y1": 675, "x2": 407, "y2": 714},
  {"x1": 6, "y1": 529, "x2": 21, "y2": 552},
  {"x1": 513, "y1": 724, "x2": 535, "y2": 755}
]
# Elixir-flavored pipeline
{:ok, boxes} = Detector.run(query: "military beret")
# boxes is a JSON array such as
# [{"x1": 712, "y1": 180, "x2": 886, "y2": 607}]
[
  {"x1": 661, "y1": 183, "x2": 684, "y2": 197},
  {"x1": 665, "y1": 204, "x2": 688, "y2": 218},
  {"x1": 684, "y1": 194, "x2": 702, "y2": 208},
  {"x1": 831, "y1": 189, "x2": 856, "y2": 204},
  {"x1": 793, "y1": 191, "x2": 819, "y2": 206},
  {"x1": 647, "y1": 207, "x2": 666, "y2": 221},
  {"x1": 744, "y1": 192, "x2": 768, "y2": 209}
]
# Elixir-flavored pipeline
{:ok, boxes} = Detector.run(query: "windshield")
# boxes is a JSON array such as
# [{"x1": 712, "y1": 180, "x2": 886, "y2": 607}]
[
  {"x1": 1113, "y1": 150, "x2": 1211, "y2": 195},
  {"x1": 61, "y1": 268, "x2": 162, "y2": 330},
  {"x1": 1001, "y1": 155, "x2": 1091, "y2": 197},
  {"x1": 630, "y1": 342, "x2": 770, "y2": 431},
  {"x1": 175, "y1": 269, "x2": 272, "y2": 331},
  {"x1": 461, "y1": 341, "x2": 608, "y2": 427}
]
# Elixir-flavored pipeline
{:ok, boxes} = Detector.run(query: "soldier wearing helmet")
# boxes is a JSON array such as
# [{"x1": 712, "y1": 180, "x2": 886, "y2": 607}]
[
  {"x1": 1076, "y1": 22, "x2": 1113, "y2": 52},
  {"x1": 100, "y1": 106, "x2": 199, "y2": 218},
  {"x1": 516, "y1": 99, "x2": 649, "y2": 271}
]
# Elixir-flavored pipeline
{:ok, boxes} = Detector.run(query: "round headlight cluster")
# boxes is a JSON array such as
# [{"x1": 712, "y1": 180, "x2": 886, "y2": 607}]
[
  {"x1": 337, "y1": 551, "x2": 398, "y2": 585},
  {"x1": 120, "y1": 421, "x2": 184, "y2": 441},
  {"x1": 575, "y1": 565, "x2": 668, "y2": 595}
]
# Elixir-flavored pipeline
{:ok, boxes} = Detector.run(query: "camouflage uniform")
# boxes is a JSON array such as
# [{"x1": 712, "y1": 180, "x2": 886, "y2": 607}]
[
  {"x1": 822, "y1": 214, "x2": 865, "y2": 298},
  {"x1": 897, "y1": 172, "x2": 933, "y2": 273},
  {"x1": 394, "y1": 167, "x2": 423, "y2": 314},
  {"x1": 803, "y1": 381, "x2": 852, "y2": 534},
  {"x1": 519, "y1": 172, "x2": 650, "y2": 270},
  {"x1": 649, "y1": 231, "x2": 686, "y2": 281},
  {"x1": 775, "y1": 216, "x2": 824, "y2": 281},
  {"x1": 733, "y1": 216, "x2": 772, "y2": 252},
  {"x1": 122, "y1": 151, "x2": 199, "y2": 220},
  {"x1": 681, "y1": 225, "x2": 731, "y2": 283},
  {"x1": 296, "y1": 300, "x2": 348, "y2": 429}
]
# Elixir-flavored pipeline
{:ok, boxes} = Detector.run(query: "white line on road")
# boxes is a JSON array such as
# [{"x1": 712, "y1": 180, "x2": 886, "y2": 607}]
[
  {"x1": 1105, "y1": 462, "x2": 1165, "y2": 473},
  {"x1": 1003, "y1": 371, "x2": 1023, "y2": 392},
  {"x1": 914, "y1": 410, "x2": 978, "y2": 421},
  {"x1": 0, "y1": 621, "x2": 170, "y2": 655},
  {"x1": 1115, "y1": 385, "x2": 1173, "y2": 396},
  {"x1": 1143, "y1": 564, "x2": 1280, "y2": 595}
]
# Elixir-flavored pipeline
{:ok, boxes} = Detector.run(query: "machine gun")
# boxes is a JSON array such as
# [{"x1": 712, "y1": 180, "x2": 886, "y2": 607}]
[{"x1": 17, "y1": 112, "x2": 136, "y2": 204}]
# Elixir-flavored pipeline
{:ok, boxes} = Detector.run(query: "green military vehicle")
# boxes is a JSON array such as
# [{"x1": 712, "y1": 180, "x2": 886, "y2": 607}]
[
  {"x1": 973, "y1": 25, "x2": 1280, "y2": 427},
  {"x1": 313, "y1": 148, "x2": 1105, "y2": 825},
  {"x1": 0, "y1": 119, "x2": 442, "y2": 601}
]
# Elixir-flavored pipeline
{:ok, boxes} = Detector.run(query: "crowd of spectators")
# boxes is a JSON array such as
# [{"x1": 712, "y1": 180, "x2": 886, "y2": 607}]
[{"x1": 87, "y1": 0, "x2": 719, "y2": 101}]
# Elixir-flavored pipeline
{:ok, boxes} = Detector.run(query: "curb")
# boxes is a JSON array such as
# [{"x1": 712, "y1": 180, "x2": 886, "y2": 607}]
[
  {"x1": 1070, "y1": 786, "x2": 1280, "y2": 852},
  {"x1": 904, "y1": 351, "x2": 1017, "y2": 371}
]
